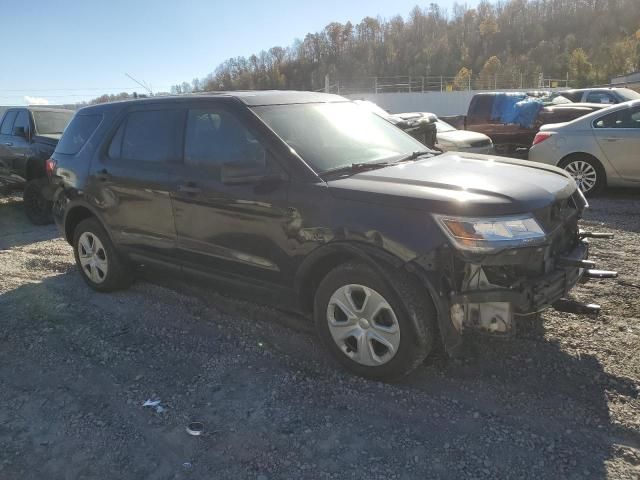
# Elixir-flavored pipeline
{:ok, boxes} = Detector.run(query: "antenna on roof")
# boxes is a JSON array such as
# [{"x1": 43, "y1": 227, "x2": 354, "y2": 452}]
[{"x1": 125, "y1": 73, "x2": 153, "y2": 96}]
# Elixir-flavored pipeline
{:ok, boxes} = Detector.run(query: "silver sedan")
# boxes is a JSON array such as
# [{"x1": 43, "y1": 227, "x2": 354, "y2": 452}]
[
  {"x1": 435, "y1": 120, "x2": 494, "y2": 155},
  {"x1": 528, "y1": 100, "x2": 640, "y2": 195}
]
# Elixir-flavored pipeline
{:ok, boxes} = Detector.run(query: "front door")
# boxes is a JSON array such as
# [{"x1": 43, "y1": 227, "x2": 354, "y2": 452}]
[
  {"x1": 592, "y1": 104, "x2": 640, "y2": 182},
  {"x1": 9, "y1": 110, "x2": 32, "y2": 178},
  {"x1": 169, "y1": 104, "x2": 293, "y2": 288},
  {"x1": 0, "y1": 110, "x2": 18, "y2": 177},
  {"x1": 87, "y1": 107, "x2": 182, "y2": 261}
]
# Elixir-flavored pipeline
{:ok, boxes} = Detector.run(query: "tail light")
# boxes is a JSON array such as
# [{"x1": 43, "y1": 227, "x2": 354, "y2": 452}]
[
  {"x1": 532, "y1": 132, "x2": 552, "y2": 146},
  {"x1": 45, "y1": 158, "x2": 57, "y2": 177}
]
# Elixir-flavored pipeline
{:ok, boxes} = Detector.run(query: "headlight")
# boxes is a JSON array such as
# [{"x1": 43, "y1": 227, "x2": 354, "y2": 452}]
[{"x1": 434, "y1": 214, "x2": 546, "y2": 252}]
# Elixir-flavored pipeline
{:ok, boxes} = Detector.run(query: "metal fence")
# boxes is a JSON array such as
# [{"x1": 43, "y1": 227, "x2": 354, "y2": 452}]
[{"x1": 326, "y1": 74, "x2": 571, "y2": 95}]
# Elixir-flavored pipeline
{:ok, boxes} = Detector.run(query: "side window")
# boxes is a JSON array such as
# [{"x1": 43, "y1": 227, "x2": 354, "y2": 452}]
[
  {"x1": 12, "y1": 110, "x2": 30, "y2": 136},
  {"x1": 108, "y1": 109, "x2": 183, "y2": 162},
  {"x1": 586, "y1": 92, "x2": 615, "y2": 104},
  {"x1": 594, "y1": 107, "x2": 640, "y2": 129},
  {"x1": 630, "y1": 107, "x2": 640, "y2": 127},
  {"x1": 0, "y1": 111, "x2": 17, "y2": 135},
  {"x1": 184, "y1": 108, "x2": 266, "y2": 176}
]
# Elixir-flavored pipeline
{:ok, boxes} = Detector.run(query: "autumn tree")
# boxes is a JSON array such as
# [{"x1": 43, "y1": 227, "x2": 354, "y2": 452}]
[{"x1": 568, "y1": 48, "x2": 593, "y2": 87}]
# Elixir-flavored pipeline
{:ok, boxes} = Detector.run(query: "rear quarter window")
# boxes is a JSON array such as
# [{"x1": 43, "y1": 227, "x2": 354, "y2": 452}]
[{"x1": 55, "y1": 114, "x2": 103, "y2": 155}]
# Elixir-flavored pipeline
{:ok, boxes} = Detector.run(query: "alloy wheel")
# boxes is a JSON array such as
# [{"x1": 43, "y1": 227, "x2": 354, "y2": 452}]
[
  {"x1": 564, "y1": 160, "x2": 597, "y2": 193},
  {"x1": 326, "y1": 284, "x2": 400, "y2": 366},
  {"x1": 77, "y1": 232, "x2": 109, "y2": 284}
]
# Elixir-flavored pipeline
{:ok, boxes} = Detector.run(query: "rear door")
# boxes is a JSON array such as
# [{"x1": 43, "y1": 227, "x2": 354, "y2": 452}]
[
  {"x1": 169, "y1": 100, "x2": 293, "y2": 287},
  {"x1": 87, "y1": 106, "x2": 183, "y2": 261},
  {"x1": 592, "y1": 105, "x2": 640, "y2": 181}
]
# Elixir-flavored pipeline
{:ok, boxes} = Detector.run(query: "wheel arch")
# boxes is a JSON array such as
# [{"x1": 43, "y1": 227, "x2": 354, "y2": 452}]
[
  {"x1": 295, "y1": 242, "x2": 411, "y2": 315},
  {"x1": 63, "y1": 203, "x2": 110, "y2": 246},
  {"x1": 557, "y1": 152, "x2": 608, "y2": 187}
]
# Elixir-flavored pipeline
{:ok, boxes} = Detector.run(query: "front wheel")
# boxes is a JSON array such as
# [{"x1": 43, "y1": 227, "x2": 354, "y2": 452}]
[{"x1": 314, "y1": 262, "x2": 437, "y2": 381}]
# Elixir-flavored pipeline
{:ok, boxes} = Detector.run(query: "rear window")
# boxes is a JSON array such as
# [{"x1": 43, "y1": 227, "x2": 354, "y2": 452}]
[
  {"x1": 55, "y1": 114, "x2": 102, "y2": 155},
  {"x1": 33, "y1": 110, "x2": 74, "y2": 135}
]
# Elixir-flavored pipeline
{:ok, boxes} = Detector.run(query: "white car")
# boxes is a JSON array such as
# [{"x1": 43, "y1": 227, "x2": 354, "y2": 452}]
[
  {"x1": 434, "y1": 119, "x2": 494, "y2": 154},
  {"x1": 528, "y1": 99, "x2": 640, "y2": 195}
]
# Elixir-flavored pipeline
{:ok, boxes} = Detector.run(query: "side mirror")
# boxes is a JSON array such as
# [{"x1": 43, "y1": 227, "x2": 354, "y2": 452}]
[
  {"x1": 13, "y1": 126, "x2": 27, "y2": 138},
  {"x1": 221, "y1": 161, "x2": 287, "y2": 185}
]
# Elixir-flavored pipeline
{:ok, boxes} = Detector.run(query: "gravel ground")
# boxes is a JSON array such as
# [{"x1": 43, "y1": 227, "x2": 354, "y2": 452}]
[{"x1": 0, "y1": 190, "x2": 639, "y2": 479}]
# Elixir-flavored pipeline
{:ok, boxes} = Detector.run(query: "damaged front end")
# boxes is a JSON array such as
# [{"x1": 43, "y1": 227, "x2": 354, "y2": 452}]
[{"x1": 412, "y1": 189, "x2": 617, "y2": 347}]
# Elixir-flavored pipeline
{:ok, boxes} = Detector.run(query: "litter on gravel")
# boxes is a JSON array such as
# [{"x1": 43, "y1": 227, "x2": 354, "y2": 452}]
[{"x1": 142, "y1": 399, "x2": 166, "y2": 413}]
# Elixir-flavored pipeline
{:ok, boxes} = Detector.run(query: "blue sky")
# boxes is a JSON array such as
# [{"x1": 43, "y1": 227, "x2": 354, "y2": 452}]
[{"x1": 1, "y1": 0, "x2": 477, "y2": 105}]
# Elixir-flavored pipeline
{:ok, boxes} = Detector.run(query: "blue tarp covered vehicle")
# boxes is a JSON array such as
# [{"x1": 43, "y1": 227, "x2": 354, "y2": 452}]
[{"x1": 490, "y1": 93, "x2": 544, "y2": 128}]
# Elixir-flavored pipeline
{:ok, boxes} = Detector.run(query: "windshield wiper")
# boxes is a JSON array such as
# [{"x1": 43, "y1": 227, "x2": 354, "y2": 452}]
[
  {"x1": 396, "y1": 150, "x2": 436, "y2": 163},
  {"x1": 321, "y1": 151, "x2": 436, "y2": 179},
  {"x1": 322, "y1": 160, "x2": 396, "y2": 177}
]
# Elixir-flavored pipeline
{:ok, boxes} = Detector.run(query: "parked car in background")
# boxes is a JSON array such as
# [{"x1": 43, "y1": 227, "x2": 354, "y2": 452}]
[
  {"x1": 529, "y1": 100, "x2": 640, "y2": 195},
  {"x1": 354, "y1": 100, "x2": 438, "y2": 149},
  {"x1": 553, "y1": 87, "x2": 640, "y2": 105},
  {"x1": 0, "y1": 107, "x2": 74, "y2": 223},
  {"x1": 441, "y1": 92, "x2": 606, "y2": 156},
  {"x1": 434, "y1": 119, "x2": 493, "y2": 154},
  {"x1": 51, "y1": 91, "x2": 615, "y2": 381}
]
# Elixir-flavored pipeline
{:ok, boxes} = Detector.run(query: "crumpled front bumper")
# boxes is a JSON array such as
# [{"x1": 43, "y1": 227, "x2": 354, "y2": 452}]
[
  {"x1": 410, "y1": 231, "x2": 616, "y2": 354},
  {"x1": 449, "y1": 240, "x2": 589, "y2": 315}
]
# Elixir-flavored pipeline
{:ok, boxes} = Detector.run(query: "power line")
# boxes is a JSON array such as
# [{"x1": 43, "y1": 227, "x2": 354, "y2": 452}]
[{"x1": 0, "y1": 86, "x2": 173, "y2": 92}]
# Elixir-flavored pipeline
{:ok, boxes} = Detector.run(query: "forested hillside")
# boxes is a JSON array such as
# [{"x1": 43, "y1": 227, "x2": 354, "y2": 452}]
[{"x1": 90, "y1": 0, "x2": 640, "y2": 103}]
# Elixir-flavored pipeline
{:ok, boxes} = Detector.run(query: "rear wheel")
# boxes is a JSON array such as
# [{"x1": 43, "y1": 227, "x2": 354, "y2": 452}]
[
  {"x1": 314, "y1": 262, "x2": 436, "y2": 381},
  {"x1": 73, "y1": 218, "x2": 133, "y2": 292},
  {"x1": 23, "y1": 178, "x2": 53, "y2": 225},
  {"x1": 559, "y1": 155, "x2": 605, "y2": 196}
]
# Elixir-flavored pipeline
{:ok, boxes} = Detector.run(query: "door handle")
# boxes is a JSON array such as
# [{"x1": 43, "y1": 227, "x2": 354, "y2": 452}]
[
  {"x1": 4, "y1": 142, "x2": 12, "y2": 146},
  {"x1": 177, "y1": 183, "x2": 201, "y2": 194},
  {"x1": 603, "y1": 137, "x2": 620, "y2": 142},
  {"x1": 96, "y1": 168, "x2": 111, "y2": 181}
]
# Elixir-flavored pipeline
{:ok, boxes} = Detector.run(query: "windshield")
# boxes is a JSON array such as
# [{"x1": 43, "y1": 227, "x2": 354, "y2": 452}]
[
  {"x1": 33, "y1": 110, "x2": 74, "y2": 135},
  {"x1": 253, "y1": 102, "x2": 427, "y2": 173},
  {"x1": 619, "y1": 88, "x2": 640, "y2": 101},
  {"x1": 545, "y1": 93, "x2": 572, "y2": 105},
  {"x1": 353, "y1": 100, "x2": 392, "y2": 118},
  {"x1": 435, "y1": 120, "x2": 456, "y2": 132}
]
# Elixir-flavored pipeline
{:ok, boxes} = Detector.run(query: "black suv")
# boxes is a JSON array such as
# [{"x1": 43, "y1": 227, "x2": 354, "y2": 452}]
[
  {"x1": 0, "y1": 107, "x2": 74, "y2": 223},
  {"x1": 51, "y1": 91, "x2": 615, "y2": 380}
]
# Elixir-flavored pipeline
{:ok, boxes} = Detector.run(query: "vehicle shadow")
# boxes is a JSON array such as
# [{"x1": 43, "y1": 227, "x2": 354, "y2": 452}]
[
  {"x1": 402, "y1": 320, "x2": 640, "y2": 478},
  {"x1": 584, "y1": 187, "x2": 640, "y2": 234},
  {"x1": 0, "y1": 194, "x2": 59, "y2": 250},
  {"x1": 2, "y1": 270, "x2": 638, "y2": 478}
]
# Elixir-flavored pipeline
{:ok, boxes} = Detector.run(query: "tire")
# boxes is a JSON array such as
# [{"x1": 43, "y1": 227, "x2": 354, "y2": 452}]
[
  {"x1": 558, "y1": 155, "x2": 605, "y2": 196},
  {"x1": 23, "y1": 178, "x2": 53, "y2": 225},
  {"x1": 314, "y1": 261, "x2": 437, "y2": 381},
  {"x1": 72, "y1": 217, "x2": 133, "y2": 292}
]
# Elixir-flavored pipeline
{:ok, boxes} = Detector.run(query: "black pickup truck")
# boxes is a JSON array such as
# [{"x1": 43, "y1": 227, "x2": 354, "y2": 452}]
[{"x1": 0, "y1": 107, "x2": 74, "y2": 223}]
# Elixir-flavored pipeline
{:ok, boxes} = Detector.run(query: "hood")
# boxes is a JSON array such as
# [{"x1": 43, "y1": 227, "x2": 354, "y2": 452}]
[
  {"x1": 437, "y1": 130, "x2": 490, "y2": 146},
  {"x1": 33, "y1": 134, "x2": 62, "y2": 146},
  {"x1": 326, "y1": 152, "x2": 576, "y2": 216}
]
